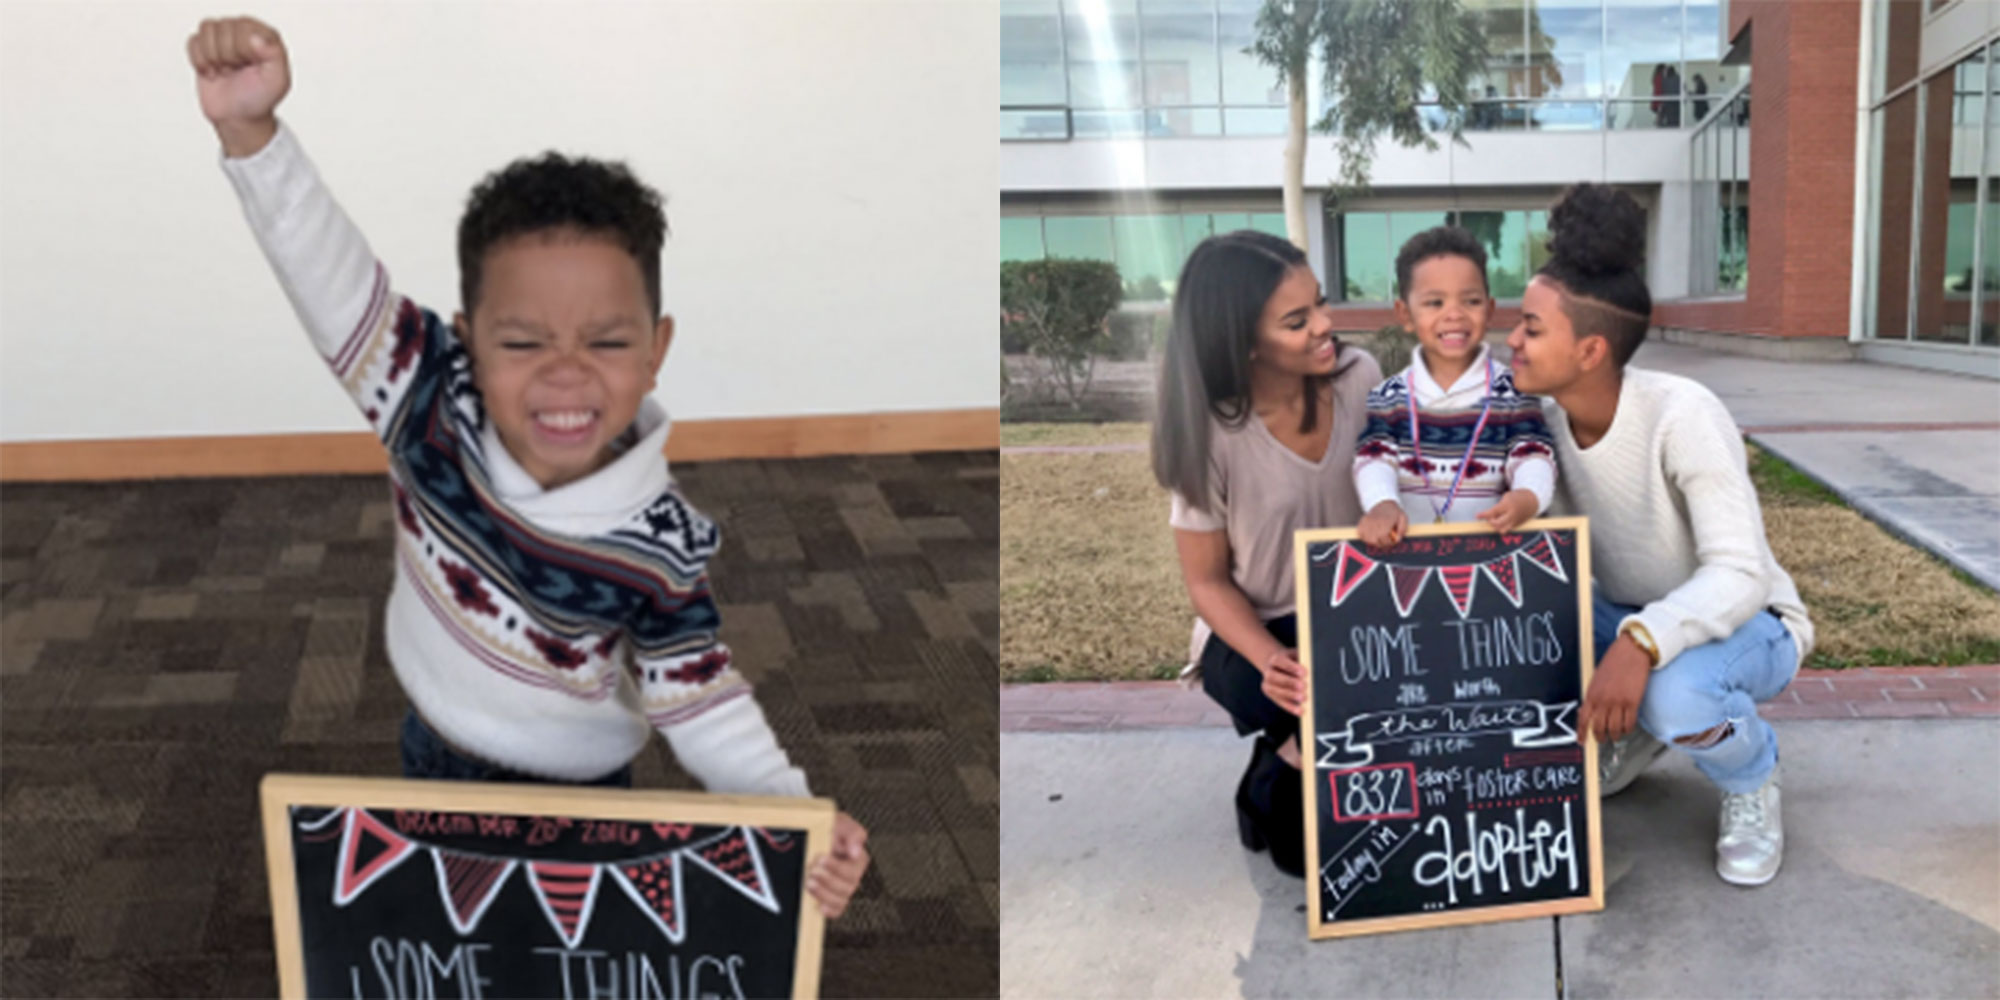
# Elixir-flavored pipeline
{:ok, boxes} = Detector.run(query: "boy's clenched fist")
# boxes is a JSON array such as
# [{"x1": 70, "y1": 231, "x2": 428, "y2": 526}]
[{"x1": 187, "y1": 17, "x2": 289, "y2": 157}]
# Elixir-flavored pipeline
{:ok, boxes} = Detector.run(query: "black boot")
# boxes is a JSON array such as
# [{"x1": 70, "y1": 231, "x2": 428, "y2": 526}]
[
  {"x1": 1264, "y1": 747, "x2": 1305, "y2": 879},
  {"x1": 1235, "y1": 737, "x2": 1305, "y2": 879},
  {"x1": 1235, "y1": 742, "x2": 1269, "y2": 853}
]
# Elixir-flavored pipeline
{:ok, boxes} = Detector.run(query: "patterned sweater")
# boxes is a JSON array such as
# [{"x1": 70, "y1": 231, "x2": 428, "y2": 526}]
[
  {"x1": 221, "y1": 122, "x2": 809, "y2": 794},
  {"x1": 1353, "y1": 346, "x2": 1557, "y2": 524}
]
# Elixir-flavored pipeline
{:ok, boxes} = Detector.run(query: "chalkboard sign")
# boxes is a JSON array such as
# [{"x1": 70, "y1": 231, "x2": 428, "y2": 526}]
[
  {"x1": 260, "y1": 774, "x2": 834, "y2": 999},
  {"x1": 1292, "y1": 518, "x2": 1604, "y2": 938}
]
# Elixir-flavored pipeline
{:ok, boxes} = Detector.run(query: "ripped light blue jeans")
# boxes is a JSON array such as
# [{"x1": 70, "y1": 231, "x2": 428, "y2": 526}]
[{"x1": 1593, "y1": 594, "x2": 1798, "y2": 794}]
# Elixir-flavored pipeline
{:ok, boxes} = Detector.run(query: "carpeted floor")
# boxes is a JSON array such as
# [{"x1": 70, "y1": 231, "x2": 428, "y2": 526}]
[{"x1": 0, "y1": 451, "x2": 999, "y2": 998}]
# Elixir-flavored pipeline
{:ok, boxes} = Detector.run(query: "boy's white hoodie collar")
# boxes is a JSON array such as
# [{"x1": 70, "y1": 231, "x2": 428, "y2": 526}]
[
  {"x1": 480, "y1": 397, "x2": 674, "y2": 533},
  {"x1": 1408, "y1": 344, "x2": 1492, "y2": 404}
]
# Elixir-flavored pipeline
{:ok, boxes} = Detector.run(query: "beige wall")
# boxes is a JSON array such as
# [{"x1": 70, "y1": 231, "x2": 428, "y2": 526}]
[{"x1": 0, "y1": 1, "x2": 999, "y2": 444}]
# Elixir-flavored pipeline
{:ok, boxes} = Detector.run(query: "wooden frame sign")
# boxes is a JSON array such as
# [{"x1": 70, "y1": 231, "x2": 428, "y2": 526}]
[
  {"x1": 1293, "y1": 518, "x2": 1604, "y2": 939},
  {"x1": 261, "y1": 774, "x2": 835, "y2": 999}
]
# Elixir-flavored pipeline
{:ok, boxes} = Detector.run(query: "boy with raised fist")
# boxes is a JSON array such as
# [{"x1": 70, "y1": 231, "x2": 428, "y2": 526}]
[{"x1": 187, "y1": 16, "x2": 869, "y2": 917}]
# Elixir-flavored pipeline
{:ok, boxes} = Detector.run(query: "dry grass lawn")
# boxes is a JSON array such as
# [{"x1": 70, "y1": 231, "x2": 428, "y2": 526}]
[
  {"x1": 1000, "y1": 422, "x2": 1149, "y2": 447},
  {"x1": 1000, "y1": 427, "x2": 2000, "y2": 681},
  {"x1": 1747, "y1": 446, "x2": 2000, "y2": 668}
]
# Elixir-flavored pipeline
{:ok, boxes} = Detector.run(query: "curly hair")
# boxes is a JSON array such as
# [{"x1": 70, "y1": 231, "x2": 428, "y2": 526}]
[
  {"x1": 457, "y1": 152, "x2": 669, "y2": 319},
  {"x1": 1536, "y1": 183, "x2": 1652, "y2": 366},
  {"x1": 1394, "y1": 225, "x2": 1489, "y2": 300}
]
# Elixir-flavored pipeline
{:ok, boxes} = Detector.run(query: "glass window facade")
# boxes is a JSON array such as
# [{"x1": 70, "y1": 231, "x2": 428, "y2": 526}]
[
  {"x1": 1335, "y1": 208, "x2": 1578, "y2": 303},
  {"x1": 1000, "y1": 0, "x2": 1736, "y2": 139},
  {"x1": 1424, "y1": 0, "x2": 1739, "y2": 134},
  {"x1": 1001, "y1": 1, "x2": 1070, "y2": 140},
  {"x1": 1003, "y1": 210, "x2": 1285, "y2": 300},
  {"x1": 999, "y1": 0, "x2": 1289, "y2": 139},
  {"x1": 1689, "y1": 84, "x2": 1749, "y2": 294},
  {"x1": 1530, "y1": 0, "x2": 1605, "y2": 99},
  {"x1": 1865, "y1": 40, "x2": 2000, "y2": 348},
  {"x1": 1002, "y1": 217, "x2": 1047, "y2": 262},
  {"x1": 1871, "y1": 0, "x2": 1924, "y2": 102}
]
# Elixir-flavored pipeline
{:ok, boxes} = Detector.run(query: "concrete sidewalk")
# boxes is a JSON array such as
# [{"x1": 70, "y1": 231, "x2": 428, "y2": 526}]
[
  {"x1": 1000, "y1": 719, "x2": 2000, "y2": 999},
  {"x1": 1619, "y1": 340, "x2": 2000, "y2": 591}
]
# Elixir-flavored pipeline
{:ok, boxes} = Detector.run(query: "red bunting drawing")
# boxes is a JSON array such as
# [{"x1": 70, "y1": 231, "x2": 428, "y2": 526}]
[
  {"x1": 1483, "y1": 553, "x2": 1524, "y2": 607},
  {"x1": 302, "y1": 812, "x2": 789, "y2": 949},
  {"x1": 431, "y1": 850, "x2": 516, "y2": 936},
  {"x1": 1329, "y1": 544, "x2": 1379, "y2": 608},
  {"x1": 1390, "y1": 566, "x2": 1432, "y2": 617},
  {"x1": 1520, "y1": 532, "x2": 1568, "y2": 582},
  {"x1": 1436, "y1": 565, "x2": 1477, "y2": 618},
  {"x1": 610, "y1": 853, "x2": 687, "y2": 944},
  {"x1": 1336, "y1": 530, "x2": 1571, "y2": 619},
  {"x1": 528, "y1": 861, "x2": 604, "y2": 949},
  {"x1": 685, "y1": 828, "x2": 780, "y2": 913},
  {"x1": 335, "y1": 808, "x2": 418, "y2": 906}
]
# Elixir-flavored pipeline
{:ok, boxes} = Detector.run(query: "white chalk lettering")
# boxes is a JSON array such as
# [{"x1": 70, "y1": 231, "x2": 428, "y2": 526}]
[
  {"x1": 1338, "y1": 624, "x2": 1425, "y2": 685},
  {"x1": 1405, "y1": 736, "x2": 1477, "y2": 758},
  {"x1": 1532, "y1": 765, "x2": 1582, "y2": 790},
  {"x1": 1322, "y1": 822, "x2": 1420, "y2": 918},
  {"x1": 1453, "y1": 677, "x2": 1502, "y2": 699},
  {"x1": 358, "y1": 938, "x2": 492, "y2": 1000},
  {"x1": 1468, "y1": 766, "x2": 1530, "y2": 803},
  {"x1": 1411, "y1": 802, "x2": 1579, "y2": 906},
  {"x1": 532, "y1": 948, "x2": 747, "y2": 1000},
  {"x1": 1445, "y1": 612, "x2": 1563, "y2": 671},
  {"x1": 689, "y1": 955, "x2": 748, "y2": 1000}
]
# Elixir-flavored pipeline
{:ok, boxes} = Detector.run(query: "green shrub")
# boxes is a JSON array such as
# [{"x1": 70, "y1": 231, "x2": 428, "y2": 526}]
[
  {"x1": 1001, "y1": 258, "x2": 1124, "y2": 409},
  {"x1": 1105, "y1": 309, "x2": 1169, "y2": 362},
  {"x1": 1000, "y1": 318, "x2": 1027, "y2": 355}
]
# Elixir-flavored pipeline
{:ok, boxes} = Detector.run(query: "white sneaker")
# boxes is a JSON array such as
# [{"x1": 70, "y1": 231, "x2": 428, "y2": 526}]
[
  {"x1": 1598, "y1": 728, "x2": 1666, "y2": 797},
  {"x1": 1717, "y1": 765, "x2": 1784, "y2": 886}
]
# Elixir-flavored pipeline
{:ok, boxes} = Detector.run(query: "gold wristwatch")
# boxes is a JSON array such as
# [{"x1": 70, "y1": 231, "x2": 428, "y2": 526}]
[{"x1": 1619, "y1": 621, "x2": 1662, "y2": 670}]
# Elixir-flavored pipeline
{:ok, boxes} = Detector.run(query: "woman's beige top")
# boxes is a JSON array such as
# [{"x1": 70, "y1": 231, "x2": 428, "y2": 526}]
[{"x1": 1169, "y1": 347, "x2": 1382, "y2": 665}]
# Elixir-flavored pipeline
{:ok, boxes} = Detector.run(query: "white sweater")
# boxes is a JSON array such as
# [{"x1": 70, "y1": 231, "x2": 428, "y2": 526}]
[
  {"x1": 221, "y1": 122, "x2": 809, "y2": 794},
  {"x1": 1547, "y1": 368, "x2": 1814, "y2": 669}
]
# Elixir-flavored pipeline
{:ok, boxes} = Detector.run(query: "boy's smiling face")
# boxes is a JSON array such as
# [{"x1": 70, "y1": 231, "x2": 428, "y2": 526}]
[
  {"x1": 455, "y1": 230, "x2": 673, "y2": 491},
  {"x1": 1395, "y1": 253, "x2": 1492, "y2": 379}
]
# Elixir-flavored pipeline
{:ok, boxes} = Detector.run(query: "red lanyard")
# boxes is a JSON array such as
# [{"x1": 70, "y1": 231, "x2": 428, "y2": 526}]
[{"x1": 1407, "y1": 356, "x2": 1494, "y2": 523}]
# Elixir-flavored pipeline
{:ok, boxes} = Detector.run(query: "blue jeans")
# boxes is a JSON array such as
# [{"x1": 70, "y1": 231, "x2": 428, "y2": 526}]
[
  {"x1": 1593, "y1": 594, "x2": 1797, "y2": 794},
  {"x1": 400, "y1": 709, "x2": 633, "y2": 788}
]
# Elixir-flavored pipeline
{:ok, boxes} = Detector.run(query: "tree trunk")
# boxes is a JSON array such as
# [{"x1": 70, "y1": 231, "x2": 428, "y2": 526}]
[
  {"x1": 1283, "y1": 73, "x2": 1308, "y2": 252},
  {"x1": 1281, "y1": 1, "x2": 1312, "y2": 252}
]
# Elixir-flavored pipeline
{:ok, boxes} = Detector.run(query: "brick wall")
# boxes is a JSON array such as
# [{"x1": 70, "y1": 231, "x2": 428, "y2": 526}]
[{"x1": 1655, "y1": 0, "x2": 1862, "y2": 340}]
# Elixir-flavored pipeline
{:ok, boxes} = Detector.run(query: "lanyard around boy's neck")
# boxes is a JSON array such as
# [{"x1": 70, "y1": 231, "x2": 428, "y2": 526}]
[{"x1": 1407, "y1": 355, "x2": 1495, "y2": 524}]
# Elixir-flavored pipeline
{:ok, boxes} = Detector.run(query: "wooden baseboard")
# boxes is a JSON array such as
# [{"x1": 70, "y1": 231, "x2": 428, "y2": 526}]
[{"x1": 0, "y1": 408, "x2": 998, "y2": 483}]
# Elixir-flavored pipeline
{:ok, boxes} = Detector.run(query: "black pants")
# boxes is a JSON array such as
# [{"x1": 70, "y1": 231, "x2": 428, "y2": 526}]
[
  {"x1": 400, "y1": 709, "x2": 633, "y2": 788},
  {"x1": 1198, "y1": 614, "x2": 1299, "y2": 746},
  {"x1": 1199, "y1": 615, "x2": 1306, "y2": 877}
]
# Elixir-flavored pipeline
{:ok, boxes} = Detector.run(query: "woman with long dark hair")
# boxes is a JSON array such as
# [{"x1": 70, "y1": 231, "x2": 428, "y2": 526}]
[
  {"x1": 1509, "y1": 184, "x2": 1811, "y2": 886},
  {"x1": 1151, "y1": 231, "x2": 1381, "y2": 877}
]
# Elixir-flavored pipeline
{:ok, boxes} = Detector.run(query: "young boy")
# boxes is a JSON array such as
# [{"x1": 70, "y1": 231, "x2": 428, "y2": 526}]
[
  {"x1": 187, "y1": 16, "x2": 868, "y2": 916},
  {"x1": 1354, "y1": 226, "x2": 1557, "y2": 548}
]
